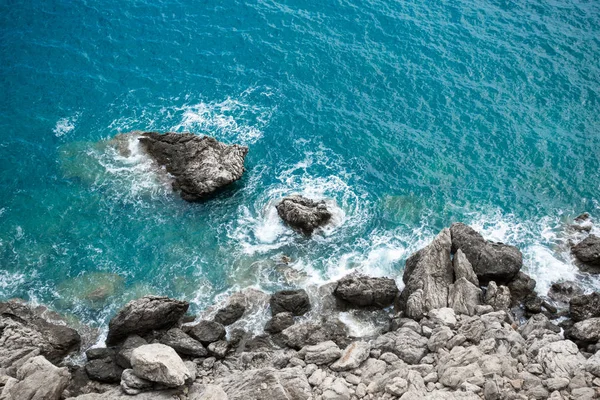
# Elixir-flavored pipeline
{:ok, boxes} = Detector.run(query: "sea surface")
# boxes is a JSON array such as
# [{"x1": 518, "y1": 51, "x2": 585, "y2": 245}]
[{"x1": 1, "y1": 0, "x2": 599, "y2": 332}]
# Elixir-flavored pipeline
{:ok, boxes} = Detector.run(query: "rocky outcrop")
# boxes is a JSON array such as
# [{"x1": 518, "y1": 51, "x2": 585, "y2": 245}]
[
  {"x1": 572, "y1": 234, "x2": 600, "y2": 267},
  {"x1": 213, "y1": 302, "x2": 245, "y2": 326},
  {"x1": 548, "y1": 281, "x2": 584, "y2": 303},
  {"x1": 275, "y1": 195, "x2": 332, "y2": 235},
  {"x1": 450, "y1": 223, "x2": 523, "y2": 284},
  {"x1": 264, "y1": 312, "x2": 294, "y2": 334},
  {"x1": 130, "y1": 344, "x2": 192, "y2": 387},
  {"x1": 399, "y1": 229, "x2": 454, "y2": 319},
  {"x1": 218, "y1": 367, "x2": 311, "y2": 400},
  {"x1": 484, "y1": 281, "x2": 512, "y2": 311},
  {"x1": 569, "y1": 292, "x2": 600, "y2": 322},
  {"x1": 2, "y1": 356, "x2": 71, "y2": 400},
  {"x1": 333, "y1": 275, "x2": 399, "y2": 308},
  {"x1": 507, "y1": 271, "x2": 536, "y2": 306},
  {"x1": 567, "y1": 318, "x2": 600, "y2": 343},
  {"x1": 106, "y1": 296, "x2": 189, "y2": 345},
  {"x1": 84, "y1": 348, "x2": 123, "y2": 383},
  {"x1": 138, "y1": 132, "x2": 248, "y2": 201},
  {"x1": 159, "y1": 328, "x2": 207, "y2": 358},
  {"x1": 270, "y1": 289, "x2": 311, "y2": 316},
  {"x1": 0, "y1": 301, "x2": 81, "y2": 370},
  {"x1": 186, "y1": 320, "x2": 226, "y2": 346}
]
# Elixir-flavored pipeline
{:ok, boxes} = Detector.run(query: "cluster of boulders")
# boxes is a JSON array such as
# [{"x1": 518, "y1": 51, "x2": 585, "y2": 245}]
[{"x1": 2, "y1": 222, "x2": 600, "y2": 399}]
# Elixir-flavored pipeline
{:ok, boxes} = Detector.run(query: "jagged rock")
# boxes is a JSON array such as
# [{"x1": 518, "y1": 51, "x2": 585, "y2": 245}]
[
  {"x1": 186, "y1": 320, "x2": 226, "y2": 346},
  {"x1": 484, "y1": 281, "x2": 511, "y2": 311},
  {"x1": 450, "y1": 223, "x2": 523, "y2": 284},
  {"x1": 452, "y1": 249, "x2": 479, "y2": 286},
  {"x1": 130, "y1": 344, "x2": 191, "y2": 387},
  {"x1": 106, "y1": 296, "x2": 189, "y2": 345},
  {"x1": 518, "y1": 314, "x2": 560, "y2": 339},
  {"x1": 585, "y1": 351, "x2": 600, "y2": 377},
  {"x1": 457, "y1": 316, "x2": 485, "y2": 344},
  {"x1": 281, "y1": 319, "x2": 349, "y2": 350},
  {"x1": 138, "y1": 132, "x2": 248, "y2": 201},
  {"x1": 548, "y1": 281, "x2": 584, "y2": 303},
  {"x1": 437, "y1": 345, "x2": 484, "y2": 388},
  {"x1": 6, "y1": 356, "x2": 70, "y2": 400},
  {"x1": 84, "y1": 348, "x2": 123, "y2": 383},
  {"x1": 207, "y1": 341, "x2": 229, "y2": 359},
  {"x1": 428, "y1": 326, "x2": 454, "y2": 351},
  {"x1": 214, "y1": 302, "x2": 245, "y2": 326},
  {"x1": 330, "y1": 341, "x2": 371, "y2": 371},
  {"x1": 159, "y1": 328, "x2": 207, "y2": 357},
  {"x1": 448, "y1": 278, "x2": 482, "y2": 316},
  {"x1": 323, "y1": 377, "x2": 351, "y2": 400},
  {"x1": 372, "y1": 327, "x2": 428, "y2": 364},
  {"x1": 190, "y1": 384, "x2": 229, "y2": 400},
  {"x1": 218, "y1": 367, "x2": 311, "y2": 400},
  {"x1": 120, "y1": 368, "x2": 152, "y2": 395},
  {"x1": 567, "y1": 318, "x2": 600, "y2": 343},
  {"x1": 399, "y1": 229, "x2": 454, "y2": 319},
  {"x1": 572, "y1": 234, "x2": 600, "y2": 267},
  {"x1": 0, "y1": 301, "x2": 81, "y2": 368},
  {"x1": 428, "y1": 308, "x2": 457, "y2": 328},
  {"x1": 298, "y1": 341, "x2": 341, "y2": 365},
  {"x1": 569, "y1": 292, "x2": 600, "y2": 322},
  {"x1": 275, "y1": 195, "x2": 332, "y2": 235},
  {"x1": 507, "y1": 272, "x2": 536, "y2": 306},
  {"x1": 116, "y1": 335, "x2": 147, "y2": 369},
  {"x1": 333, "y1": 275, "x2": 399, "y2": 308},
  {"x1": 68, "y1": 388, "x2": 182, "y2": 399},
  {"x1": 536, "y1": 340, "x2": 586, "y2": 379},
  {"x1": 270, "y1": 289, "x2": 311, "y2": 316},
  {"x1": 264, "y1": 312, "x2": 294, "y2": 334}
]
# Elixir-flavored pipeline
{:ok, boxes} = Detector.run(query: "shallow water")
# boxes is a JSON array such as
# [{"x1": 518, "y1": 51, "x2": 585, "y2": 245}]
[{"x1": 1, "y1": 0, "x2": 599, "y2": 329}]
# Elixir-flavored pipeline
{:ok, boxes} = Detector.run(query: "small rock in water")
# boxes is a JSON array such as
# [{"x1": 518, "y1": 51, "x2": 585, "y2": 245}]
[
  {"x1": 572, "y1": 234, "x2": 600, "y2": 269},
  {"x1": 276, "y1": 195, "x2": 332, "y2": 235}
]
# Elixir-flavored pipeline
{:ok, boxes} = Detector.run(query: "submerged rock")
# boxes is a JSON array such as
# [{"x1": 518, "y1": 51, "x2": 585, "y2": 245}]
[
  {"x1": 138, "y1": 132, "x2": 248, "y2": 201},
  {"x1": 334, "y1": 275, "x2": 399, "y2": 308},
  {"x1": 106, "y1": 296, "x2": 189, "y2": 345},
  {"x1": 275, "y1": 195, "x2": 332, "y2": 235},
  {"x1": 450, "y1": 223, "x2": 523, "y2": 284},
  {"x1": 572, "y1": 234, "x2": 600, "y2": 268},
  {"x1": 399, "y1": 229, "x2": 454, "y2": 319}
]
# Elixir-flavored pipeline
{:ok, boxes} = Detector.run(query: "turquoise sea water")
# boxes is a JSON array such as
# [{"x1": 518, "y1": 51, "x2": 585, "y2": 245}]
[{"x1": 1, "y1": 0, "x2": 599, "y2": 329}]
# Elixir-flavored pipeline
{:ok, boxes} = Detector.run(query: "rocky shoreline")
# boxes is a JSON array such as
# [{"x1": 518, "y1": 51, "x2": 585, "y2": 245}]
[{"x1": 2, "y1": 220, "x2": 600, "y2": 399}]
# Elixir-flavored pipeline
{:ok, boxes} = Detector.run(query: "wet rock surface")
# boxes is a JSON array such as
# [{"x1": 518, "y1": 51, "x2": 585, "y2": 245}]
[
  {"x1": 138, "y1": 132, "x2": 248, "y2": 201},
  {"x1": 334, "y1": 275, "x2": 399, "y2": 308},
  {"x1": 276, "y1": 195, "x2": 332, "y2": 235},
  {"x1": 572, "y1": 234, "x2": 600, "y2": 267}
]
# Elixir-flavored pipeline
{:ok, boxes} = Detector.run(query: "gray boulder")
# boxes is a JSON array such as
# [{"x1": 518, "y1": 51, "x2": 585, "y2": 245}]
[
  {"x1": 159, "y1": 328, "x2": 207, "y2": 357},
  {"x1": 186, "y1": 320, "x2": 226, "y2": 346},
  {"x1": 448, "y1": 277, "x2": 482, "y2": 316},
  {"x1": 330, "y1": 341, "x2": 371, "y2": 371},
  {"x1": 572, "y1": 234, "x2": 600, "y2": 267},
  {"x1": 450, "y1": 223, "x2": 523, "y2": 284},
  {"x1": 120, "y1": 368, "x2": 152, "y2": 395},
  {"x1": 115, "y1": 335, "x2": 147, "y2": 369},
  {"x1": 333, "y1": 275, "x2": 399, "y2": 308},
  {"x1": 130, "y1": 343, "x2": 192, "y2": 387},
  {"x1": 298, "y1": 341, "x2": 342, "y2": 365},
  {"x1": 567, "y1": 318, "x2": 600, "y2": 343},
  {"x1": 281, "y1": 319, "x2": 349, "y2": 350},
  {"x1": 569, "y1": 292, "x2": 600, "y2": 322},
  {"x1": 276, "y1": 195, "x2": 332, "y2": 235},
  {"x1": 84, "y1": 348, "x2": 123, "y2": 383},
  {"x1": 270, "y1": 289, "x2": 311, "y2": 316},
  {"x1": 372, "y1": 327, "x2": 428, "y2": 364},
  {"x1": 399, "y1": 229, "x2": 454, "y2": 319},
  {"x1": 138, "y1": 132, "x2": 248, "y2": 201},
  {"x1": 6, "y1": 356, "x2": 70, "y2": 400},
  {"x1": 484, "y1": 281, "x2": 511, "y2": 311},
  {"x1": 507, "y1": 272, "x2": 536, "y2": 306},
  {"x1": 536, "y1": 340, "x2": 586, "y2": 379},
  {"x1": 452, "y1": 249, "x2": 479, "y2": 286},
  {"x1": 214, "y1": 302, "x2": 245, "y2": 326},
  {"x1": 106, "y1": 296, "x2": 189, "y2": 345},
  {"x1": 218, "y1": 367, "x2": 311, "y2": 400},
  {"x1": 548, "y1": 281, "x2": 583, "y2": 303},
  {"x1": 264, "y1": 312, "x2": 294, "y2": 334}
]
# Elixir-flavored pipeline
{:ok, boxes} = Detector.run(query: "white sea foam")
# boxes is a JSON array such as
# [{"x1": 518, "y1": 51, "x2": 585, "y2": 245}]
[
  {"x1": 53, "y1": 115, "x2": 78, "y2": 137},
  {"x1": 0, "y1": 270, "x2": 25, "y2": 293}
]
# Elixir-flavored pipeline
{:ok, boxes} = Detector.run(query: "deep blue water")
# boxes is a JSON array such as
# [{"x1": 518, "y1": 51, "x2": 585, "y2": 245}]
[{"x1": 1, "y1": 0, "x2": 599, "y2": 328}]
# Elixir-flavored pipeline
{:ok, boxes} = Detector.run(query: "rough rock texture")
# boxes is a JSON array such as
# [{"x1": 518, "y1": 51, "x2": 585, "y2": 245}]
[
  {"x1": 281, "y1": 319, "x2": 349, "y2": 349},
  {"x1": 330, "y1": 341, "x2": 371, "y2": 371},
  {"x1": 452, "y1": 249, "x2": 479, "y2": 286},
  {"x1": 218, "y1": 367, "x2": 311, "y2": 400},
  {"x1": 270, "y1": 289, "x2": 311, "y2": 316},
  {"x1": 275, "y1": 195, "x2": 332, "y2": 235},
  {"x1": 548, "y1": 281, "x2": 584, "y2": 303},
  {"x1": 264, "y1": 312, "x2": 294, "y2": 334},
  {"x1": 450, "y1": 223, "x2": 523, "y2": 284},
  {"x1": 448, "y1": 277, "x2": 482, "y2": 316},
  {"x1": 159, "y1": 328, "x2": 207, "y2": 357},
  {"x1": 298, "y1": 341, "x2": 342, "y2": 365},
  {"x1": 138, "y1": 132, "x2": 248, "y2": 201},
  {"x1": 4, "y1": 356, "x2": 70, "y2": 400},
  {"x1": 214, "y1": 302, "x2": 245, "y2": 326},
  {"x1": 572, "y1": 234, "x2": 600, "y2": 266},
  {"x1": 484, "y1": 281, "x2": 511, "y2": 311},
  {"x1": 106, "y1": 296, "x2": 189, "y2": 345},
  {"x1": 569, "y1": 292, "x2": 600, "y2": 322},
  {"x1": 568, "y1": 318, "x2": 600, "y2": 343},
  {"x1": 0, "y1": 301, "x2": 81, "y2": 368},
  {"x1": 333, "y1": 275, "x2": 399, "y2": 308},
  {"x1": 372, "y1": 327, "x2": 428, "y2": 364},
  {"x1": 115, "y1": 335, "x2": 147, "y2": 369},
  {"x1": 186, "y1": 320, "x2": 226, "y2": 346},
  {"x1": 400, "y1": 229, "x2": 454, "y2": 319},
  {"x1": 84, "y1": 348, "x2": 123, "y2": 383},
  {"x1": 130, "y1": 344, "x2": 191, "y2": 387},
  {"x1": 507, "y1": 271, "x2": 537, "y2": 306}
]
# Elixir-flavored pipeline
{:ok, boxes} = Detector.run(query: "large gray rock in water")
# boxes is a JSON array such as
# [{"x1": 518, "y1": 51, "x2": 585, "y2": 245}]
[
  {"x1": 138, "y1": 132, "x2": 248, "y2": 201},
  {"x1": 5, "y1": 356, "x2": 71, "y2": 400},
  {"x1": 569, "y1": 292, "x2": 600, "y2": 322},
  {"x1": 572, "y1": 234, "x2": 600, "y2": 267},
  {"x1": 450, "y1": 223, "x2": 523, "y2": 284},
  {"x1": 399, "y1": 229, "x2": 454, "y2": 319},
  {"x1": 264, "y1": 312, "x2": 294, "y2": 334},
  {"x1": 270, "y1": 289, "x2": 311, "y2": 316},
  {"x1": 130, "y1": 343, "x2": 191, "y2": 387},
  {"x1": 0, "y1": 301, "x2": 81, "y2": 369},
  {"x1": 217, "y1": 367, "x2": 311, "y2": 400},
  {"x1": 333, "y1": 275, "x2": 399, "y2": 308},
  {"x1": 276, "y1": 195, "x2": 332, "y2": 235},
  {"x1": 106, "y1": 296, "x2": 189, "y2": 345}
]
